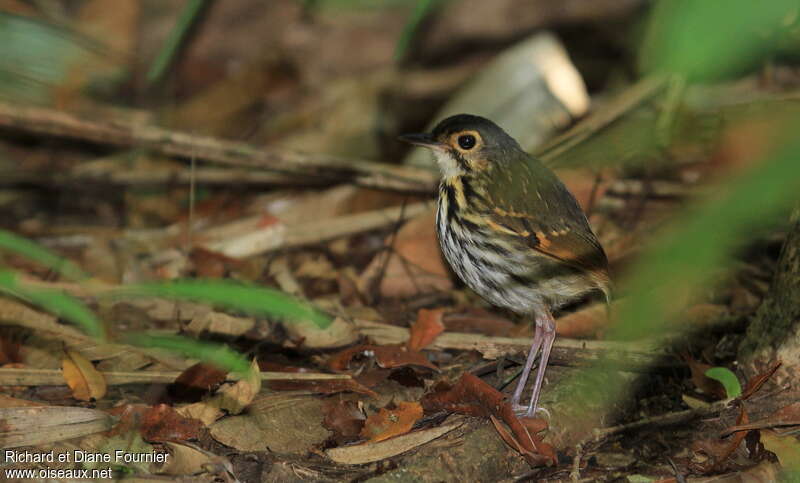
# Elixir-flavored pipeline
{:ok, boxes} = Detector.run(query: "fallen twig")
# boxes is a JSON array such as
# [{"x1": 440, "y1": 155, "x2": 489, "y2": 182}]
[
  {"x1": 352, "y1": 319, "x2": 676, "y2": 369},
  {"x1": 0, "y1": 101, "x2": 438, "y2": 193},
  {"x1": 0, "y1": 367, "x2": 351, "y2": 386}
]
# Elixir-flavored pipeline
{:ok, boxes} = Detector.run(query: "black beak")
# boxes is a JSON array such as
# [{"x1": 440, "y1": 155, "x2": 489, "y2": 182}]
[{"x1": 397, "y1": 132, "x2": 445, "y2": 150}]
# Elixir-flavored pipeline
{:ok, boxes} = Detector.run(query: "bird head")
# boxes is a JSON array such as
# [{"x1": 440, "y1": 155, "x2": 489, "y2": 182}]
[{"x1": 399, "y1": 114, "x2": 523, "y2": 178}]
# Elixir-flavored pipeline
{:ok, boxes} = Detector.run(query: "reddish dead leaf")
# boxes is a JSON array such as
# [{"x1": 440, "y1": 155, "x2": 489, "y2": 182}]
[
  {"x1": 322, "y1": 399, "x2": 366, "y2": 444},
  {"x1": 490, "y1": 415, "x2": 552, "y2": 467},
  {"x1": 360, "y1": 401, "x2": 423, "y2": 443},
  {"x1": 266, "y1": 378, "x2": 377, "y2": 398},
  {"x1": 257, "y1": 213, "x2": 282, "y2": 228},
  {"x1": 328, "y1": 344, "x2": 438, "y2": 372},
  {"x1": 107, "y1": 403, "x2": 202, "y2": 442},
  {"x1": 358, "y1": 210, "x2": 452, "y2": 298},
  {"x1": 740, "y1": 361, "x2": 781, "y2": 401},
  {"x1": 107, "y1": 404, "x2": 149, "y2": 436},
  {"x1": 62, "y1": 350, "x2": 106, "y2": 401},
  {"x1": 388, "y1": 367, "x2": 425, "y2": 388},
  {"x1": 421, "y1": 373, "x2": 556, "y2": 466},
  {"x1": 354, "y1": 368, "x2": 391, "y2": 388},
  {"x1": 168, "y1": 362, "x2": 228, "y2": 403},
  {"x1": 683, "y1": 354, "x2": 727, "y2": 400},
  {"x1": 189, "y1": 247, "x2": 242, "y2": 278},
  {"x1": 443, "y1": 310, "x2": 514, "y2": 336},
  {"x1": 0, "y1": 334, "x2": 22, "y2": 365},
  {"x1": 407, "y1": 308, "x2": 445, "y2": 351},
  {"x1": 520, "y1": 417, "x2": 548, "y2": 435},
  {"x1": 140, "y1": 403, "x2": 203, "y2": 442}
]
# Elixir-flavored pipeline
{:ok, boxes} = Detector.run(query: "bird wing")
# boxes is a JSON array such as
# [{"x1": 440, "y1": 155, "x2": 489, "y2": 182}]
[{"x1": 484, "y1": 155, "x2": 609, "y2": 275}]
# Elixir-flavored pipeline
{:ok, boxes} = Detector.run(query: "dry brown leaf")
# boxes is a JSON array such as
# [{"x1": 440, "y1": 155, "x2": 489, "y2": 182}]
[
  {"x1": 139, "y1": 404, "x2": 203, "y2": 442},
  {"x1": 169, "y1": 362, "x2": 228, "y2": 403},
  {"x1": 217, "y1": 359, "x2": 261, "y2": 414},
  {"x1": 155, "y1": 441, "x2": 235, "y2": 478},
  {"x1": 61, "y1": 350, "x2": 107, "y2": 401},
  {"x1": 358, "y1": 209, "x2": 452, "y2": 298},
  {"x1": 684, "y1": 355, "x2": 727, "y2": 400},
  {"x1": 328, "y1": 344, "x2": 438, "y2": 372},
  {"x1": 326, "y1": 420, "x2": 463, "y2": 465},
  {"x1": 323, "y1": 399, "x2": 366, "y2": 444},
  {"x1": 284, "y1": 316, "x2": 359, "y2": 349},
  {"x1": 0, "y1": 406, "x2": 112, "y2": 447},
  {"x1": 421, "y1": 373, "x2": 556, "y2": 466},
  {"x1": 407, "y1": 308, "x2": 446, "y2": 351},
  {"x1": 176, "y1": 401, "x2": 224, "y2": 427},
  {"x1": 360, "y1": 401, "x2": 423, "y2": 443},
  {"x1": 0, "y1": 394, "x2": 44, "y2": 407}
]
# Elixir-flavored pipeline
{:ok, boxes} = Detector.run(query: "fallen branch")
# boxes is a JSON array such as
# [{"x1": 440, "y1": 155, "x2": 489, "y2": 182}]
[
  {"x1": 352, "y1": 319, "x2": 676, "y2": 370},
  {"x1": 0, "y1": 367, "x2": 351, "y2": 386},
  {"x1": 0, "y1": 101, "x2": 438, "y2": 193},
  {"x1": 1, "y1": 167, "x2": 323, "y2": 187}
]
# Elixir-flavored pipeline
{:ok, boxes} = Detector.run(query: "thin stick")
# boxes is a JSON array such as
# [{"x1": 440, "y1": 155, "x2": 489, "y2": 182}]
[{"x1": 0, "y1": 367, "x2": 351, "y2": 386}]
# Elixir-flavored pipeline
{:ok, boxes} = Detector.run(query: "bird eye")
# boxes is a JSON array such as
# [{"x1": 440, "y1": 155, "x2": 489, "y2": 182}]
[{"x1": 457, "y1": 134, "x2": 476, "y2": 150}]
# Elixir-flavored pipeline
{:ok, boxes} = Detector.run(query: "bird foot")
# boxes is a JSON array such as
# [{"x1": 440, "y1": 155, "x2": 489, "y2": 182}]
[{"x1": 511, "y1": 403, "x2": 551, "y2": 420}]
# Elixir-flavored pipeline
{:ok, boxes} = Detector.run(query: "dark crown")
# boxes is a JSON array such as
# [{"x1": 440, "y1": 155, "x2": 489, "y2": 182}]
[{"x1": 431, "y1": 114, "x2": 522, "y2": 151}]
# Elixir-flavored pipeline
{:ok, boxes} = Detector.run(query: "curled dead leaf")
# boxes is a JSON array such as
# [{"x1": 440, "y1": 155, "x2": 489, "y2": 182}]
[
  {"x1": 360, "y1": 401, "x2": 423, "y2": 443},
  {"x1": 62, "y1": 350, "x2": 106, "y2": 401}
]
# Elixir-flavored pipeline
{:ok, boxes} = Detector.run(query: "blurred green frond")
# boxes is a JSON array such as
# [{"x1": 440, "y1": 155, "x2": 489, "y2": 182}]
[
  {"x1": 114, "y1": 279, "x2": 332, "y2": 329},
  {"x1": 0, "y1": 13, "x2": 97, "y2": 103},
  {"x1": 0, "y1": 229, "x2": 87, "y2": 280},
  {"x1": 612, "y1": 132, "x2": 800, "y2": 341},
  {"x1": 641, "y1": 0, "x2": 799, "y2": 81},
  {"x1": 124, "y1": 333, "x2": 250, "y2": 374},
  {"x1": 0, "y1": 270, "x2": 104, "y2": 339}
]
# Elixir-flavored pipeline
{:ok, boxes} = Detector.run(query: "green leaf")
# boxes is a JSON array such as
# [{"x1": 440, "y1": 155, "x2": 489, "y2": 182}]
[
  {"x1": 113, "y1": 279, "x2": 331, "y2": 328},
  {"x1": 0, "y1": 270, "x2": 104, "y2": 339},
  {"x1": 0, "y1": 230, "x2": 87, "y2": 280},
  {"x1": 640, "y1": 0, "x2": 798, "y2": 81},
  {"x1": 704, "y1": 367, "x2": 742, "y2": 399},
  {"x1": 123, "y1": 333, "x2": 250, "y2": 374}
]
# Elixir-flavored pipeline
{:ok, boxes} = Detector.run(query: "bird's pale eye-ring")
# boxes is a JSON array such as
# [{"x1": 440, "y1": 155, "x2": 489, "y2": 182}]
[{"x1": 457, "y1": 134, "x2": 476, "y2": 150}]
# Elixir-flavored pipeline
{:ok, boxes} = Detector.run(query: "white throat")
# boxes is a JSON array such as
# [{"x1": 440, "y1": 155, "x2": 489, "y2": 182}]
[{"x1": 432, "y1": 149, "x2": 465, "y2": 178}]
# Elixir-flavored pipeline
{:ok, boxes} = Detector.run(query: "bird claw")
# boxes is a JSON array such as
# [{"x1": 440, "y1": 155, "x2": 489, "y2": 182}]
[{"x1": 511, "y1": 403, "x2": 551, "y2": 420}]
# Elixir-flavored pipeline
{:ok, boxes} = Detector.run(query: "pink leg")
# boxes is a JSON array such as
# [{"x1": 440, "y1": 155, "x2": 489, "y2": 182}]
[
  {"x1": 510, "y1": 322, "x2": 544, "y2": 409},
  {"x1": 510, "y1": 310, "x2": 556, "y2": 417},
  {"x1": 525, "y1": 310, "x2": 555, "y2": 417}
]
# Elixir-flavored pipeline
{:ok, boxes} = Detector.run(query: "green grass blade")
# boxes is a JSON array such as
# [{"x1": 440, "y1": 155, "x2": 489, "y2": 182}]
[
  {"x1": 146, "y1": 0, "x2": 209, "y2": 86},
  {"x1": 124, "y1": 332, "x2": 250, "y2": 373},
  {"x1": 0, "y1": 230, "x2": 87, "y2": 280},
  {"x1": 704, "y1": 367, "x2": 742, "y2": 399},
  {"x1": 0, "y1": 270, "x2": 104, "y2": 339},
  {"x1": 115, "y1": 279, "x2": 331, "y2": 328}
]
